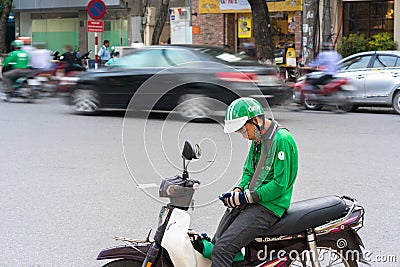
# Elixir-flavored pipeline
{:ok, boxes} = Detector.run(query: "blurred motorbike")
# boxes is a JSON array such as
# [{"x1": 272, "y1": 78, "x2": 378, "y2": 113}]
[
  {"x1": 0, "y1": 74, "x2": 41, "y2": 102},
  {"x1": 97, "y1": 141, "x2": 366, "y2": 267},
  {"x1": 293, "y1": 72, "x2": 357, "y2": 112}
]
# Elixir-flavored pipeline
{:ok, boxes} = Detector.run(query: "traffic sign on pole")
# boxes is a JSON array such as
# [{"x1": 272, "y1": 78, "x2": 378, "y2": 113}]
[
  {"x1": 87, "y1": 20, "x2": 104, "y2": 32},
  {"x1": 87, "y1": 0, "x2": 106, "y2": 20}
]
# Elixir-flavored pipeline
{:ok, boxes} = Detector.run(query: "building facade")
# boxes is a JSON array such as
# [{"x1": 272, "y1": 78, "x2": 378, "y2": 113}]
[
  {"x1": 13, "y1": 0, "x2": 135, "y2": 53},
  {"x1": 190, "y1": 0, "x2": 399, "y2": 59},
  {"x1": 11, "y1": 0, "x2": 400, "y2": 58}
]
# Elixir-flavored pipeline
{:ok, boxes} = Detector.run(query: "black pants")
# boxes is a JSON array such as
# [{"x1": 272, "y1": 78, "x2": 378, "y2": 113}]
[{"x1": 211, "y1": 204, "x2": 279, "y2": 267}]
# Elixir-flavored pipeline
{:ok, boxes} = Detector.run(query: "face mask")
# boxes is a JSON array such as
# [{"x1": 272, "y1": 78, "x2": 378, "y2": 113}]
[{"x1": 253, "y1": 127, "x2": 262, "y2": 143}]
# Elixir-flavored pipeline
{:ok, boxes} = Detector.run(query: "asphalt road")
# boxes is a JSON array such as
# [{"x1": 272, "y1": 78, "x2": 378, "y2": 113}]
[{"x1": 0, "y1": 97, "x2": 399, "y2": 267}]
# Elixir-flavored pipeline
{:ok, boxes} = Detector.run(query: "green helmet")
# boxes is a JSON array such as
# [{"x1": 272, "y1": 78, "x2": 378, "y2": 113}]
[
  {"x1": 11, "y1": 40, "x2": 24, "y2": 48},
  {"x1": 224, "y1": 97, "x2": 265, "y2": 133}
]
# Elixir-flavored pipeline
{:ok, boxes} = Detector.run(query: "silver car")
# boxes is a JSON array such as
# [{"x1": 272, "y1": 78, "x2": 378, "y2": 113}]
[{"x1": 337, "y1": 51, "x2": 400, "y2": 114}]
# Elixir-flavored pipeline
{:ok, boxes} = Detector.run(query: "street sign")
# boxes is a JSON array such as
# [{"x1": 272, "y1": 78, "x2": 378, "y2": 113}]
[
  {"x1": 87, "y1": 20, "x2": 104, "y2": 32},
  {"x1": 87, "y1": 0, "x2": 106, "y2": 20}
]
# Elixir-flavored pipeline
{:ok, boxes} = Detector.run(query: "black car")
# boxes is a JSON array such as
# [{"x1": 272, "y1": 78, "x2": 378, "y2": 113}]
[{"x1": 68, "y1": 45, "x2": 292, "y2": 119}]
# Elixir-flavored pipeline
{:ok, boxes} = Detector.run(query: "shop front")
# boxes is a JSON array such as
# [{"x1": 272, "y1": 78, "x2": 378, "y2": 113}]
[{"x1": 194, "y1": 0, "x2": 302, "y2": 57}]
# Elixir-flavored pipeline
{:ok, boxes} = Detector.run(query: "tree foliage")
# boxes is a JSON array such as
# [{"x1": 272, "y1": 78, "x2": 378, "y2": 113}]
[
  {"x1": 0, "y1": 0, "x2": 12, "y2": 54},
  {"x1": 368, "y1": 32, "x2": 398, "y2": 51},
  {"x1": 338, "y1": 32, "x2": 398, "y2": 58},
  {"x1": 337, "y1": 34, "x2": 369, "y2": 58}
]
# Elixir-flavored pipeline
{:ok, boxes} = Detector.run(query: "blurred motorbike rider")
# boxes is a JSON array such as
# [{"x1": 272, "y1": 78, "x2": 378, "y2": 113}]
[
  {"x1": 309, "y1": 42, "x2": 342, "y2": 85},
  {"x1": 30, "y1": 42, "x2": 53, "y2": 71},
  {"x1": 60, "y1": 44, "x2": 76, "y2": 73},
  {"x1": 2, "y1": 40, "x2": 30, "y2": 92},
  {"x1": 195, "y1": 97, "x2": 299, "y2": 267}
]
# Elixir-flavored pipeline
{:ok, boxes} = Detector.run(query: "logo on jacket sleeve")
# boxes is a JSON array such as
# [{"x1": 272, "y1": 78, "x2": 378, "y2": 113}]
[{"x1": 278, "y1": 151, "x2": 285, "y2": 160}]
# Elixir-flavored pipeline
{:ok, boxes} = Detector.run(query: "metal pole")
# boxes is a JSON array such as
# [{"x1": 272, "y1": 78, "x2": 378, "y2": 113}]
[{"x1": 95, "y1": 32, "x2": 98, "y2": 69}]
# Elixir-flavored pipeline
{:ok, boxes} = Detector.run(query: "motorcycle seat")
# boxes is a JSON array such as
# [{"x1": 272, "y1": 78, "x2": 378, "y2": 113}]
[{"x1": 265, "y1": 196, "x2": 346, "y2": 236}]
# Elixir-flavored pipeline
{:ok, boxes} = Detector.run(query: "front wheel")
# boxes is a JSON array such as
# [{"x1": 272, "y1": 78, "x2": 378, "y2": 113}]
[
  {"x1": 392, "y1": 91, "x2": 400, "y2": 114},
  {"x1": 289, "y1": 241, "x2": 358, "y2": 267},
  {"x1": 102, "y1": 259, "x2": 143, "y2": 267}
]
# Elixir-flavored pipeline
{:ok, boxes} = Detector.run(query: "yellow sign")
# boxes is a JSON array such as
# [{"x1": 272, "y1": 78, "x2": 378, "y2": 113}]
[
  {"x1": 238, "y1": 13, "x2": 252, "y2": 38},
  {"x1": 199, "y1": 0, "x2": 302, "y2": 13}
]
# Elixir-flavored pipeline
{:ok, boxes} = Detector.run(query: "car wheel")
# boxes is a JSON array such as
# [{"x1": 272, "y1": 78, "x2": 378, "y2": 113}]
[
  {"x1": 71, "y1": 88, "x2": 100, "y2": 114},
  {"x1": 301, "y1": 94, "x2": 322, "y2": 110},
  {"x1": 176, "y1": 94, "x2": 211, "y2": 120},
  {"x1": 392, "y1": 91, "x2": 400, "y2": 114},
  {"x1": 337, "y1": 104, "x2": 357, "y2": 112}
]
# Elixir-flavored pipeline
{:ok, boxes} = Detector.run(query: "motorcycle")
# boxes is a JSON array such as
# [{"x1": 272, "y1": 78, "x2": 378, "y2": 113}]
[
  {"x1": 97, "y1": 141, "x2": 367, "y2": 267},
  {"x1": 293, "y1": 72, "x2": 357, "y2": 112},
  {"x1": 0, "y1": 73, "x2": 41, "y2": 103}
]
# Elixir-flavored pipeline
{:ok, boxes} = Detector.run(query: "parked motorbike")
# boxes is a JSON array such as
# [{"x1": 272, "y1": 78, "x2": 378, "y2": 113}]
[
  {"x1": 97, "y1": 141, "x2": 366, "y2": 267},
  {"x1": 293, "y1": 72, "x2": 357, "y2": 112}
]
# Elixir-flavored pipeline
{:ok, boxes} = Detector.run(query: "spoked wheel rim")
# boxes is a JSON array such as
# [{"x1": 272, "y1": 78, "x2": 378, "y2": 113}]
[
  {"x1": 72, "y1": 89, "x2": 99, "y2": 113},
  {"x1": 302, "y1": 94, "x2": 322, "y2": 110},
  {"x1": 289, "y1": 247, "x2": 355, "y2": 267}
]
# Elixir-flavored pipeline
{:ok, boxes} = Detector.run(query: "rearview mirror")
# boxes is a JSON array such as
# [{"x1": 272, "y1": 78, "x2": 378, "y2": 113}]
[{"x1": 182, "y1": 141, "x2": 201, "y2": 160}]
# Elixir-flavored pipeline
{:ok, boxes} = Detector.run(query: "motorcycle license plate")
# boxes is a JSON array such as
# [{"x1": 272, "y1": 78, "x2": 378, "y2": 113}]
[{"x1": 27, "y1": 79, "x2": 41, "y2": 86}]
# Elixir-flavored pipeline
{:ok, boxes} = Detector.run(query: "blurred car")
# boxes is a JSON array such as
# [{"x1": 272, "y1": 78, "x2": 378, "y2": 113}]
[
  {"x1": 66, "y1": 45, "x2": 293, "y2": 118},
  {"x1": 336, "y1": 51, "x2": 400, "y2": 114}
]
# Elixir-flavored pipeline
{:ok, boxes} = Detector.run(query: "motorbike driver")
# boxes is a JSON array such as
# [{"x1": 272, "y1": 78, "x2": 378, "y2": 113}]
[
  {"x1": 194, "y1": 97, "x2": 299, "y2": 266},
  {"x1": 2, "y1": 40, "x2": 30, "y2": 93},
  {"x1": 309, "y1": 42, "x2": 342, "y2": 86}
]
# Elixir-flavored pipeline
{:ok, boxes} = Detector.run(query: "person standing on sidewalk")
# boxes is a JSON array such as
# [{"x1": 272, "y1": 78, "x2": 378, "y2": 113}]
[{"x1": 98, "y1": 40, "x2": 111, "y2": 67}]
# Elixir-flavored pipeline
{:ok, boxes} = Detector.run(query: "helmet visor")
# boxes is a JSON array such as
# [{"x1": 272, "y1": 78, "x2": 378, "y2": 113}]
[{"x1": 224, "y1": 116, "x2": 249, "y2": 133}]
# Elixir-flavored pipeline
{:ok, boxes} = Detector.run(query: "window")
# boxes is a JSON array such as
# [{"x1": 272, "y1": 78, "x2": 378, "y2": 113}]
[
  {"x1": 341, "y1": 56, "x2": 372, "y2": 70},
  {"x1": 115, "y1": 49, "x2": 172, "y2": 68},
  {"x1": 165, "y1": 49, "x2": 198, "y2": 65},
  {"x1": 373, "y1": 55, "x2": 399, "y2": 68},
  {"x1": 343, "y1": 1, "x2": 394, "y2": 38}
]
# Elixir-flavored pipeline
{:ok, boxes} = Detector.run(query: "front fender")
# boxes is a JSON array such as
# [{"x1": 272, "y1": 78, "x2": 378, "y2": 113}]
[{"x1": 97, "y1": 244, "x2": 149, "y2": 261}]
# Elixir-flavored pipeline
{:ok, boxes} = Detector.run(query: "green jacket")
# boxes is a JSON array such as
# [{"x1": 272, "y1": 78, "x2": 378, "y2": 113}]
[
  {"x1": 238, "y1": 128, "x2": 298, "y2": 217},
  {"x1": 3, "y1": 50, "x2": 30, "y2": 69}
]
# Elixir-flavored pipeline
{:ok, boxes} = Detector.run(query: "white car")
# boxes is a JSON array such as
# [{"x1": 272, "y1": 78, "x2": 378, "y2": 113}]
[{"x1": 337, "y1": 51, "x2": 400, "y2": 114}]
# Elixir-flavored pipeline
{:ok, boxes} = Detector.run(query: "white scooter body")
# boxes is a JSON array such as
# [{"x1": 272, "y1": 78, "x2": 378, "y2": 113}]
[{"x1": 161, "y1": 208, "x2": 211, "y2": 267}]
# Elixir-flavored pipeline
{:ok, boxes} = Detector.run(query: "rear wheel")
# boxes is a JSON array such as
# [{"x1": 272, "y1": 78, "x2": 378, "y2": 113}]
[
  {"x1": 102, "y1": 259, "x2": 142, "y2": 267},
  {"x1": 392, "y1": 91, "x2": 400, "y2": 114},
  {"x1": 289, "y1": 241, "x2": 358, "y2": 267},
  {"x1": 301, "y1": 94, "x2": 322, "y2": 110}
]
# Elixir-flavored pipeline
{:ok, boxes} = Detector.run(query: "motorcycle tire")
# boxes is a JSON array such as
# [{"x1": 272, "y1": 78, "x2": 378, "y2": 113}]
[
  {"x1": 336, "y1": 104, "x2": 357, "y2": 113},
  {"x1": 289, "y1": 240, "x2": 358, "y2": 267},
  {"x1": 301, "y1": 95, "x2": 322, "y2": 111},
  {"x1": 102, "y1": 259, "x2": 143, "y2": 267}
]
